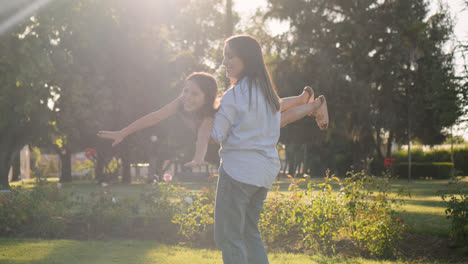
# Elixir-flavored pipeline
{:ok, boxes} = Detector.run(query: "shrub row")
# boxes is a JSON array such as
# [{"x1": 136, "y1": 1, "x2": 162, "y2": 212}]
[
  {"x1": 392, "y1": 162, "x2": 454, "y2": 179},
  {"x1": 392, "y1": 146, "x2": 468, "y2": 176}
]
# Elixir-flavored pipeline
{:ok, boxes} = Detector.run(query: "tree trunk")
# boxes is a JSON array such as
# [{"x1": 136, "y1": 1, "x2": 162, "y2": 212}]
[
  {"x1": 11, "y1": 151, "x2": 20, "y2": 181},
  {"x1": 0, "y1": 151, "x2": 11, "y2": 189},
  {"x1": 59, "y1": 150, "x2": 72, "y2": 183},
  {"x1": 408, "y1": 116, "x2": 412, "y2": 183},
  {"x1": 225, "y1": 0, "x2": 233, "y2": 37},
  {"x1": 121, "y1": 152, "x2": 131, "y2": 183},
  {"x1": 224, "y1": 0, "x2": 233, "y2": 89},
  {"x1": 0, "y1": 144, "x2": 23, "y2": 189},
  {"x1": 96, "y1": 153, "x2": 104, "y2": 183},
  {"x1": 386, "y1": 130, "x2": 394, "y2": 158},
  {"x1": 374, "y1": 127, "x2": 384, "y2": 161}
]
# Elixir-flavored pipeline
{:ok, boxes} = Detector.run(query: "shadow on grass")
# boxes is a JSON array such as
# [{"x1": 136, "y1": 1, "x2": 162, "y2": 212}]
[
  {"x1": 0, "y1": 239, "x2": 166, "y2": 264},
  {"x1": 396, "y1": 210, "x2": 450, "y2": 237},
  {"x1": 403, "y1": 199, "x2": 447, "y2": 209}
]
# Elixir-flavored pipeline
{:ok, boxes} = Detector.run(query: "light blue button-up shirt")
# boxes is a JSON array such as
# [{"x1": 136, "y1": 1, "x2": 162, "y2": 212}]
[{"x1": 211, "y1": 77, "x2": 281, "y2": 188}]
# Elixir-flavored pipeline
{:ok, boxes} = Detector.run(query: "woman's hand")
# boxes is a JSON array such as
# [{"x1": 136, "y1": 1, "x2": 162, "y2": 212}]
[{"x1": 97, "y1": 130, "x2": 125, "y2": 147}]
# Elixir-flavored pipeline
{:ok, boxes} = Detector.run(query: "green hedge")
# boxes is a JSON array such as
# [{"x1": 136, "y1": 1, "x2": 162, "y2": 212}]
[
  {"x1": 393, "y1": 146, "x2": 468, "y2": 176},
  {"x1": 393, "y1": 162, "x2": 454, "y2": 179}
]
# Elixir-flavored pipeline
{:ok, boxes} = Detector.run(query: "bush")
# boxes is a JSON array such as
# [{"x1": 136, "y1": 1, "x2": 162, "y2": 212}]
[
  {"x1": 260, "y1": 171, "x2": 408, "y2": 257},
  {"x1": 454, "y1": 148, "x2": 468, "y2": 176},
  {"x1": 392, "y1": 145, "x2": 468, "y2": 176},
  {"x1": 342, "y1": 171, "x2": 407, "y2": 257},
  {"x1": 393, "y1": 162, "x2": 454, "y2": 179},
  {"x1": 0, "y1": 181, "x2": 68, "y2": 237},
  {"x1": 70, "y1": 190, "x2": 140, "y2": 238},
  {"x1": 440, "y1": 177, "x2": 468, "y2": 245},
  {"x1": 171, "y1": 187, "x2": 215, "y2": 245}
]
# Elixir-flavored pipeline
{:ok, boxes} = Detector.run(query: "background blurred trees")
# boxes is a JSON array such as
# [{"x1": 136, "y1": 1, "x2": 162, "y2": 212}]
[
  {"x1": 264, "y1": 0, "x2": 466, "y2": 176},
  {"x1": 1, "y1": 0, "x2": 466, "y2": 187},
  {"x1": 0, "y1": 0, "x2": 232, "y2": 187}
]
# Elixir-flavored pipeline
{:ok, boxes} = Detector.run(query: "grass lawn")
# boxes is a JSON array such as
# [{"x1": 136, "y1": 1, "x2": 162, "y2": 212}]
[{"x1": 0, "y1": 238, "x2": 417, "y2": 264}]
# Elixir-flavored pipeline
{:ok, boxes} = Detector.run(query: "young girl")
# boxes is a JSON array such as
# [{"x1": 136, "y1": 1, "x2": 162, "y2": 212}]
[
  {"x1": 97, "y1": 74, "x2": 328, "y2": 168},
  {"x1": 97, "y1": 72, "x2": 219, "y2": 167},
  {"x1": 210, "y1": 34, "x2": 325, "y2": 264}
]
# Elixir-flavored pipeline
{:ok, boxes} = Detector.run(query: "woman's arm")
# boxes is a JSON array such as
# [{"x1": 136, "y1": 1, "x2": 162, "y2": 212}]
[
  {"x1": 184, "y1": 117, "x2": 214, "y2": 168},
  {"x1": 97, "y1": 96, "x2": 182, "y2": 147}
]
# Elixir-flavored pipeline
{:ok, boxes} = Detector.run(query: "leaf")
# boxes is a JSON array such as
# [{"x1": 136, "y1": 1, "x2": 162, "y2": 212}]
[{"x1": 55, "y1": 138, "x2": 63, "y2": 148}]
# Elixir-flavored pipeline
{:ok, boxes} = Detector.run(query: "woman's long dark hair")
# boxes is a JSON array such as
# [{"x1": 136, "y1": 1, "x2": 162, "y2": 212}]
[
  {"x1": 225, "y1": 34, "x2": 280, "y2": 112},
  {"x1": 179, "y1": 72, "x2": 219, "y2": 119}
]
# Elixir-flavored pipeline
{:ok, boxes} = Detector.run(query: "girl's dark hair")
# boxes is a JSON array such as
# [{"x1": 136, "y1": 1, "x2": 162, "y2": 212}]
[
  {"x1": 225, "y1": 34, "x2": 280, "y2": 112},
  {"x1": 179, "y1": 72, "x2": 219, "y2": 118}
]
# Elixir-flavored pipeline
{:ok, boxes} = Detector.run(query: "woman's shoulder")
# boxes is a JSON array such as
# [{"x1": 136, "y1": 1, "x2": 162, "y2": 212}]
[{"x1": 234, "y1": 77, "x2": 253, "y2": 92}]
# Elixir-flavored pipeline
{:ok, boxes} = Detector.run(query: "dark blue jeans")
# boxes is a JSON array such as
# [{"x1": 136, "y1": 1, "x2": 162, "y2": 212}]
[{"x1": 214, "y1": 166, "x2": 269, "y2": 264}]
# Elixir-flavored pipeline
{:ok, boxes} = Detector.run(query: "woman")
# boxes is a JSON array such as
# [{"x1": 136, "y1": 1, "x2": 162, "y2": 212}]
[{"x1": 210, "y1": 34, "x2": 326, "y2": 264}]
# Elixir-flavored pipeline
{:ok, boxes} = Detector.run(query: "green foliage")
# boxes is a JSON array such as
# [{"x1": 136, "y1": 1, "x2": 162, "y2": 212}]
[
  {"x1": 0, "y1": 15, "x2": 54, "y2": 188},
  {"x1": 260, "y1": 171, "x2": 407, "y2": 257},
  {"x1": 140, "y1": 182, "x2": 186, "y2": 219},
  {"x1": 265, "y1": 0, "x2": 465, "y2": 174},
  {"x1": 393, "y1": 145, "x2": 468, "y2": 175},
  {"x1": 171, "y1": 187, "x2": 215, "y2": 245},
  {"x1": 440, "y1": 177, "x2": 468, "y2": 245},
  {"x1": 393, "y1": 162, "x2": 454, "y2": 179},
  {"x1": 0, "y1": 172, "x2": 409, "y2": 257},
  {"x1": 342, "y1": 171, "x2": 408, "y2": 258},
  {"x1": 0, "y1": 181, "x2": 67, "y2": 237},
  {"x1": 71, "y1": 189, "x2": 139, "y2": 237},
  {"x1": 72, "y1": 159, "x2": 95, "y2": 178}
]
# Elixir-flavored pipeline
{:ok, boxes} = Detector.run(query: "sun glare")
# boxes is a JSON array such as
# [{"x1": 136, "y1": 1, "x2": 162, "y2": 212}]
[{"x1": 0, "y1": 0, "x2": 53, "y2": 35}]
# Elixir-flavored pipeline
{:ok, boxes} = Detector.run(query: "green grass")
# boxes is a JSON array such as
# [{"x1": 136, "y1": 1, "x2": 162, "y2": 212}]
[{"x1": 0, "y1": 238, "x2": 413, "y2": 264}]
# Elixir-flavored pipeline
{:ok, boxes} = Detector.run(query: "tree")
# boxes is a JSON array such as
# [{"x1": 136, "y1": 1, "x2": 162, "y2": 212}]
[
  {"x1": 264, "y1": 0, "x2": 465, "y2": 175},
  {"x1": 0, "y1": 17, "x2": 54, "y2": 188}
]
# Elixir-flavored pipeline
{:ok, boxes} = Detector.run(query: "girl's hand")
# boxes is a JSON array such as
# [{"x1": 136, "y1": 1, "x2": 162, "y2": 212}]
[
  {"x1": 184, "y1": 160, "x2": 209, "y2": 168},
  {"x1": 97, "y1": 131, "x2": 125, "y2": 147}
]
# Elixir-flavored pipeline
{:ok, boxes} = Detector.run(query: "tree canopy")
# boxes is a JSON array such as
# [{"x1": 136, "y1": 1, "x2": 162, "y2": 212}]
[{"x1": 0, "y1": 0, "x2": 466, "y2": 187}]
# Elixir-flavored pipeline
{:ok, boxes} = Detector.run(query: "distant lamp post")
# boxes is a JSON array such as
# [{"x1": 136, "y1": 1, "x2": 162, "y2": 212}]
[
  {"x1": 149, "y1": 135, "x2": 158, "y2": 181},
  {"x1": 407, "y1": 47, "x2": 424, "y2": 183}
]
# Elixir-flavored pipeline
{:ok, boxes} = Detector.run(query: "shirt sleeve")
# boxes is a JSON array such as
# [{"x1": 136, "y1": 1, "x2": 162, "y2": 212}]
[{"x1": 211, "y1": 91, "x2": 239, "y2": 144}]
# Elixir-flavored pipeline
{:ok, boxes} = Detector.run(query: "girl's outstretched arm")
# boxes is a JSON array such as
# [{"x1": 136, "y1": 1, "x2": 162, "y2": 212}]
[
  {"x1": 97, "y1": 96, "x2": 182, "y2": 147},
  {"x1": 184, "y1": 117, "x2": 214, "y2": 168}
]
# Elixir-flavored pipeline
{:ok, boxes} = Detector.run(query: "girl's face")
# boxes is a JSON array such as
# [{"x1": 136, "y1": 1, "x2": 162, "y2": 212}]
[
  {"x1": 222, "y1": 44, "x2": 244, "y2": 81},
  {"x1": 182, "y1": 80, "x2": 206, "y2": 113}
]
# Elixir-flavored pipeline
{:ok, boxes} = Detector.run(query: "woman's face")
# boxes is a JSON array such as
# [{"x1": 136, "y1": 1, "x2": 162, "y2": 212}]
[
  {"x1": 222, "y1": 44, "x2": 244, "y2": 81},
  {"x1": 182, "y1": 80, "x2": 206, "y2": 113}
]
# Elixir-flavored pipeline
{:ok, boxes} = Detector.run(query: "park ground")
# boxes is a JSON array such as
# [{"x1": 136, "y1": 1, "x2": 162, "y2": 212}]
[{"x1": 1, "y1": 176, "x2": 467, "y2": 264}]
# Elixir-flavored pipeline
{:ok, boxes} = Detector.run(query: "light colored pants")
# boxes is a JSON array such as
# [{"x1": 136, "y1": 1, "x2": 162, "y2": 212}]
[{"x1": 214, "y1": 166, "x2": 269, "y2": 264}]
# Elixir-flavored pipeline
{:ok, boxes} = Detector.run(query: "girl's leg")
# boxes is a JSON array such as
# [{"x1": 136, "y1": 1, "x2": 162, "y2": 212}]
[
  {"x1": 280, "y1": 96, "x2": 324, "y2": 128},
  {"x1": 315, "y1": 96, "x2": 329, "y2": 130},
  {"x1": 280, "y1": 86, "x2": 314, "y2": 112}
]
